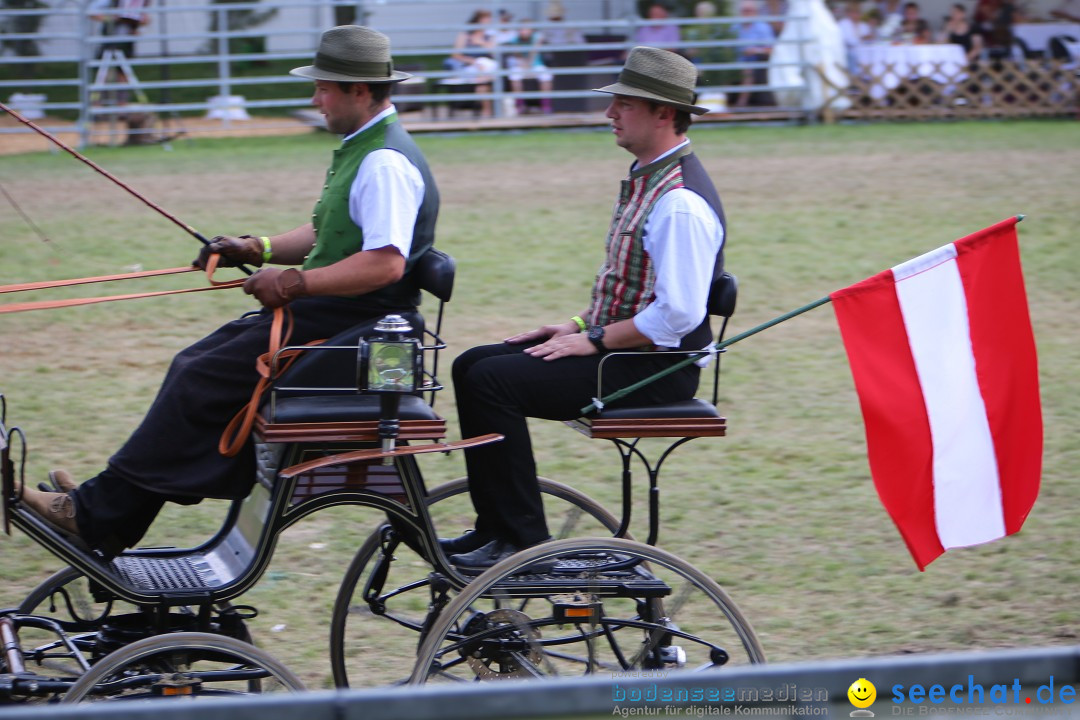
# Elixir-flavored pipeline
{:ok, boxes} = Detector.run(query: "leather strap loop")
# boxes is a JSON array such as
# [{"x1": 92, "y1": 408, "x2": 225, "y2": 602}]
[{"x1": 217, "y1": 307, "x2": 326, "y2": 458}]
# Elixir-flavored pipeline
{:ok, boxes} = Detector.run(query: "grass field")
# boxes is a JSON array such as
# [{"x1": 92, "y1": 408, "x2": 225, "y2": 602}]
[{"x1": 0, "y1": 119, "x2": 1077, "y2": 690}]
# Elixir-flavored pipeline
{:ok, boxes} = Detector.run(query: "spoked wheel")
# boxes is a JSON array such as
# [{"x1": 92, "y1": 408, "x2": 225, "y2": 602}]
[
  {"x1": 14, "y1": 567, "x2": 256, "y2": 699},
  {"x1": 61, "y1": 632, "x2": 305, "y2": 702},
  {"x1": 329, "y1": 477, "x2": 625, "y2": 689},
  {"x1": 408, "y1": 537, "x2": 765, "y2": 684},
  {"x1": 13, "y1": 567, "x2": 143, "y2": 694}
]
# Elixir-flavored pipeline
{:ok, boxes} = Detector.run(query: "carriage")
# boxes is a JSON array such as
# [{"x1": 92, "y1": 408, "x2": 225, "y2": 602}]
[{"x1": 0, "y1": 248, "x2": 764, "y2": 703}]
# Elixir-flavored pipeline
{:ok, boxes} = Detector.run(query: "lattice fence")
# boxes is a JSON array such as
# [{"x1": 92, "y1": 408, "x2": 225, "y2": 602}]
[{"x1": 821, "y1": 59, "x2": 1078, "y2": 121}]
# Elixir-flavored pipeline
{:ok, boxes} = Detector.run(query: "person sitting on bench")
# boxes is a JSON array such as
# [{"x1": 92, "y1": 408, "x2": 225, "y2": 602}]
[
  {"x1": 445, "y1": 47, "x2": 727, "y2": 573},
  {"x1": 19, "y1": 26, "x2": 439, "y2": 559}
]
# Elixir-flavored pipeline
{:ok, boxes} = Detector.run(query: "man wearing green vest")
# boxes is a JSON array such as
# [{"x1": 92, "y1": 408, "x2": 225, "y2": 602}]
[
  {"x1": 447, "y1": 46, "x2": 726, "y2": 572},
  {"x1": 20, "y1": 26, "x2": 439, "y2": 559}
]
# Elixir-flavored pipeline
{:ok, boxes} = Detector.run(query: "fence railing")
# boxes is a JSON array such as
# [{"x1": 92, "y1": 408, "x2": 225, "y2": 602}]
[
  {"x1": 821, "y1": 57, "x2": 1079, "y2": 122},
  {"x1": 0, "y1": 644, "x2": 1076, "y2": 720},
  {"x1": 0, "y1": 0, "x2": 813, "y2": 147}
]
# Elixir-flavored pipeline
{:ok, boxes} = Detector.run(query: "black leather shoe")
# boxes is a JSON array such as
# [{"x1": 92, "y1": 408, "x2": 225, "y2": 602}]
[
  {"x1": 450, "y1": 538, "x2": 554, "y2": 576},
  {"x1": 438, "y1": 529, "x2": 494, "y2": 556}
]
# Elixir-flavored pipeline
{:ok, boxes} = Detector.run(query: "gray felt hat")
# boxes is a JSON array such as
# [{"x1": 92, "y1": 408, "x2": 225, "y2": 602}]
[
  {"x1": 594, "y1": 46, "x2": 708, "y2": 115},
  {"x1": 290, "y1": 25, "x2": 411, "y2": 84}
]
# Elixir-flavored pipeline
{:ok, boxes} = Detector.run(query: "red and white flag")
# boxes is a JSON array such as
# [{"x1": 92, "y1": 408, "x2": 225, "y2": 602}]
[{"x1": 830, "y1": 217, "x2": 1042, "y2": 570}]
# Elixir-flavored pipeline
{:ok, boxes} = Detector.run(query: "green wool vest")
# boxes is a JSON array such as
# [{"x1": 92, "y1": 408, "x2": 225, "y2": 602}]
[{"x1": 305, "y1": 112, "x2": 439, "y2": 308}]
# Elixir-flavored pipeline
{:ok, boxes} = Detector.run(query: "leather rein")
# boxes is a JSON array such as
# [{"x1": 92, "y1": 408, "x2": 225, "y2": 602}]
[
  {"x1": 0, "y1": 256, "x2": 243, "y2": 314},
  {"x1": 0, "y1": 255, "x2": 310, "y2": 457}
]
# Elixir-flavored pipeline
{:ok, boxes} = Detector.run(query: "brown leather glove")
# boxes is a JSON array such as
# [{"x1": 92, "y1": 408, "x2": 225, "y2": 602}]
[
  {"x1": 243, "y1": 267, "x2": 308, "y2": 309},
  {"x1": 193, "y1": 235, "x2": 264, "y2": 269}
]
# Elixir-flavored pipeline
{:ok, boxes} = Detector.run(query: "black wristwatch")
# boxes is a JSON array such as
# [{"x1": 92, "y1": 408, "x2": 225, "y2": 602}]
[{"x1": 587, "y1": 325, "x2": 607, "y2": 353}]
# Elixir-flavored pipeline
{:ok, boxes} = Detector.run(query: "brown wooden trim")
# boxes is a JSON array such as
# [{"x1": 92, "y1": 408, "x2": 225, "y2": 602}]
[
  {"x1": 256, "y1": 417, "x2": 447, "y2": 443},
  {"x1": 586, "y1": 417, "x2": 727, "y2": 439},
  {"x1": 279, "y1": 433, "x2": 504, "y2": 480}
]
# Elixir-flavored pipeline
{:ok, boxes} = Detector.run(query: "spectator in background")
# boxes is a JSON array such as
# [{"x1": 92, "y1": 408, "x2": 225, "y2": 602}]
[
  {"x1": 864, "y1": 8, "x2": 884, "y2": 39},
  {"x1": 912, "y1": 17, "x2": 933, "y2": 42},
  {"x1": 898, "y1": 2, "x2": 924, "y2": 42},
  {"x1": 543, "y1": 0, "x2": 584, "y2": 47},
  {"x1": 732, "y1": 0, "x2": 776, "y2": 106},
  {"x1": 877, "y1": 0, "x2": 903, "y2": 39},
  {"x1": 763, "y1": 0, "x2": 788, "y2": 35},
  {"x1": 89, "y1": 0, "x2": 150, "y2": 100},
  {"x1": 491, "y1": 8, "x2": 518, "y2": 45},
  {"x1": 444, "y1": 9, "x2": 498, "y2": 117},
  {"x1": 974, "y1": 0, "x2": 1016, "y2": 58},
  {"x1": 90, "y1": 0, "x2": 150, "y2": 61},
  {"x1": 505, "y1": 19, "x2": 554, "y2": 114},
  {"x1": 636, "y1": 2, "x2": 681, "y2": 48},
  {"x1": 683, "y1": 1, "x2": 725, "y2": 68},
  {"x1": 837, "y1": 2, "x2": 872, "y2": 70},
  {"x1": 940, "y1": 3, "x2": 983, "y2": 61}
]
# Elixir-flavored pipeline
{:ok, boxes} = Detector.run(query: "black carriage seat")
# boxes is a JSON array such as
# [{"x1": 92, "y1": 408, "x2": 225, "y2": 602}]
[
  {"x1": 568, "y1": 272, "x2": 737, "y2": 440},
  {"x1": 257, "y1": 248, "x2": 456, "y2": 444}
]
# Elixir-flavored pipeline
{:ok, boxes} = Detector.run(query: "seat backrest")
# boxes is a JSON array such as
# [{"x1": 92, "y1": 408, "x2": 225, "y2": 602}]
[
  {"x1": 706, "y1": 272, "x2": 737, "y2": 320},
  {"x1": 414, "y1": 247, "x2": 455, "y2": 304}
]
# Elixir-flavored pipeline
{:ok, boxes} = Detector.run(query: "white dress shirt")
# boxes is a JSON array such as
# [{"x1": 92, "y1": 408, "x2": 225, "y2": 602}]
[{"x1": 341, "y1": 105, "x2": 425, "y2": 259}]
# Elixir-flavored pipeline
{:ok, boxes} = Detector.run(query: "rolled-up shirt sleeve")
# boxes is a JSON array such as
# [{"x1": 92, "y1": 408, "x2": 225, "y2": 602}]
[
  {"x1": 632, "y1": 188, "x2": 724, "y2": 348},
  {"x1": 349, "y1": 148, "x2": 425, "y2": 258}
]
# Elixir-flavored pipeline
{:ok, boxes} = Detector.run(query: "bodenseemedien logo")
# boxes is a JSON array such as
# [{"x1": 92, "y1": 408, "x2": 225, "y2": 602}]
[{"x1": 848, "y1": 678, "x2": 877, "y2": 717}]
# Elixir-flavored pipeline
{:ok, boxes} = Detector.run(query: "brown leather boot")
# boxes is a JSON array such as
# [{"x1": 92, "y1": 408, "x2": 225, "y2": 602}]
[
  {"x1": 48, "y1": 469, "x2": 77, "y2": 493},
  {"x1": 19, "y1": 484, "x2": 79, "y2": 536}
]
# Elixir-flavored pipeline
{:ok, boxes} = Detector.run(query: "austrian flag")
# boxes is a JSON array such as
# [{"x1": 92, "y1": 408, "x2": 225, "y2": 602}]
[{"x1": 830, "y1": 217, "x2": 1042, "y2": 570}]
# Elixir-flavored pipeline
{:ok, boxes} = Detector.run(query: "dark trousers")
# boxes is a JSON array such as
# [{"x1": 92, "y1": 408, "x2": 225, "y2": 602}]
[
  {"x1": 452, "y1": 342, "x2": 699, "y2": 547},
  {"x1": 72, "y1": 297, "x2": 403, "y2": 552}
]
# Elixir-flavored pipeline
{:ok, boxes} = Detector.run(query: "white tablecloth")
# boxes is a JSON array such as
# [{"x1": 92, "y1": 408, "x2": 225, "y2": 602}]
[
  {"x1": 854, "y1": 43, "x2": 968, "y2": 100},
  {"x1": 1013, "y1": 22, "x2": 1080, "y2": 52}
]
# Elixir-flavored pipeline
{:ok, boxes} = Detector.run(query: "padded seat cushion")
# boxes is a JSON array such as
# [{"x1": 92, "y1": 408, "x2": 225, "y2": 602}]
[
  {"x1": 595, "y1": 398, "x2": 720, "y2": 421},
  {"x1": 266, "y1": 394, "x2": 441, "y2": 425}
]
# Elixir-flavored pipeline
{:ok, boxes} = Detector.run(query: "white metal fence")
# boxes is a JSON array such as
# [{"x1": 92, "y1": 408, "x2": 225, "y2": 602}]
[{"x1": 0, "y1": 0, "x2": 812, "y2": 147}]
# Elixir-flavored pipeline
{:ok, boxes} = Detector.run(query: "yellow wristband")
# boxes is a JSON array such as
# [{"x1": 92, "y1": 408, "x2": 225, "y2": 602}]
[
  {"x1": 571, "y1": 315, "x2": 587, "y2": 332},
  {"x1": 260, "y1": 236, "x2": 272, "y2": 263}
]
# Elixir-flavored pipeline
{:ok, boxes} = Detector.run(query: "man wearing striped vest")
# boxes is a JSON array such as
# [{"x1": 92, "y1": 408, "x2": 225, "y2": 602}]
[
  {"x1": 21, "y1": 27, "x2": 439, "y2": 558},
  {"x1": 448, "y1": 46, "x2": 726, "y2": 572}
]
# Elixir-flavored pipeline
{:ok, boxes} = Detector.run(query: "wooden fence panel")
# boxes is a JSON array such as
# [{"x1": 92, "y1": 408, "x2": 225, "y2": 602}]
[{"x1": 822, "y1": 59, "x2": 1078, "y2": 121}]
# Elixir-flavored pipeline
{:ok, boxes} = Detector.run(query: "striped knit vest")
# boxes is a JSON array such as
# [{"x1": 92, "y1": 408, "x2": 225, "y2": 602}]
[{"x1": 585, "y1": 144, "x2": 726, "y2": 351}]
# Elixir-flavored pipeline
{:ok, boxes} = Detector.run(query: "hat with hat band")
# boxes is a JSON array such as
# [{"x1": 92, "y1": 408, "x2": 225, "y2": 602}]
[
  {"x1": 595, "y1": 46, "x2": 709, "y2": 115},
  {"x1": 291, "y1": 25, "x2": 411, "y2": 84}
]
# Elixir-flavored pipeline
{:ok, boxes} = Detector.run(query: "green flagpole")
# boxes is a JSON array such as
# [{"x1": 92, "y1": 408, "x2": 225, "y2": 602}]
[{"x1": 579, "y1": 295, "x2": 833, "y2": 416}]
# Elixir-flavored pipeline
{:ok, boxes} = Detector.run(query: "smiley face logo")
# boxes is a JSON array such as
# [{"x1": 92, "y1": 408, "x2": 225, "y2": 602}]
[{"x1": 848, "y1": 678, "x2": 877, "y2": 709}]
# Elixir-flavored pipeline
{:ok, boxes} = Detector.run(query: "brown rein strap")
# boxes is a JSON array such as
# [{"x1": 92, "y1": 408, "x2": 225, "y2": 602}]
[
  {"x1": 0, "y1": 256, "x2": 244, "y2": 314},
  {"x1": 218, "y1": 306, "x2": 327, "y2": 458},
  {"x1": 0, "y1": 265, "x2": 197, "y2": 294},
  {"x1": 0, "y1": 254, "x2": 324, "y2": 458}
]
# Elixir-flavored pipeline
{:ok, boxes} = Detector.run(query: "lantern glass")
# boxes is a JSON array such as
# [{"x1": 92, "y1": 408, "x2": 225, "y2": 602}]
[{"x1": 366, "y1": 339, "x2": 417, "y2": 393}]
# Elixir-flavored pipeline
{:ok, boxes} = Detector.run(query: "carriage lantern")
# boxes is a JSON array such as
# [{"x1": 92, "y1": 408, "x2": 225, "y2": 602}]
[{"x1": 358, "y1": 314, "x2": 421, "y2": 456}]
